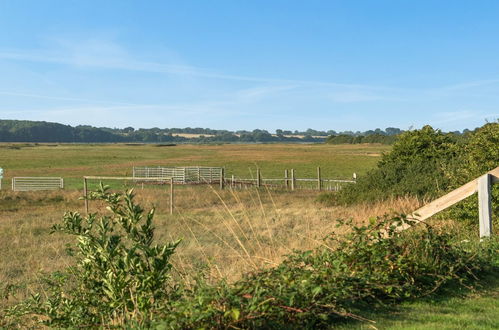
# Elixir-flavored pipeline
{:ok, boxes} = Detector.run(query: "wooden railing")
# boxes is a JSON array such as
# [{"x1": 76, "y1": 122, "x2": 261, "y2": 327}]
[{"x1": 406, "y1": 167, "x2": 499, "y2": 238}]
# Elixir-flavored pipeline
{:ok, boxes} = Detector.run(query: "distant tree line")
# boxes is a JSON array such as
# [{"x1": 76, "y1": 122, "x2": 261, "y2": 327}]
[{"x1": 0, "y1": 119, "x2": 469, "y2": 144}]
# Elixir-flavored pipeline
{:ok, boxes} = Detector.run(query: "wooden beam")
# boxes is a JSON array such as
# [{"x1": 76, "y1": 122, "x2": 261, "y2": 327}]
[
  {"x1": 409, "y1": 166, "x2": 499, "y2": 222},
  {"x1": 317, "y1": 167, "x2": 322, "y2": 191},
  {"x1": 220, "y1": 168, "x2": 225, "y2": 190}
]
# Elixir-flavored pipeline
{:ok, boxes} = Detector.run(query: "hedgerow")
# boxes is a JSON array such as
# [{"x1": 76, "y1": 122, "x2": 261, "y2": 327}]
[{"x1": 5, "y1": 186, "x2": 498, "y2": 328}]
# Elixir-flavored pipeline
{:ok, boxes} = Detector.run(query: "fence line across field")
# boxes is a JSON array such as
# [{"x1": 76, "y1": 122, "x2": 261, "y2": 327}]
[
  {"x1": 83, "y1": 176, "x2": 175, "y2": 215},
  {"x1": 11, "y1": 177, "x2": 64, "y2": 191},
  {"x1": 133, "y1": 166, "x2": 356, "y2": 191}
]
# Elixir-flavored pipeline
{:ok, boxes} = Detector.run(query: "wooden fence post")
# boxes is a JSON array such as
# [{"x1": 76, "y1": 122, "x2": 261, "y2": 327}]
[
  {"x1": 291, "y1": 169, "x2": 295, "y2": 191},
  {"x1": 478, "y1": 174, "x2": 492, "y2": 238},
  {"x1": 285, "y1": 169, "x2": 289, "y2": 189},
  {"x1": 83, "y1": 177, "x2": 89, "y2": 214},
  {"x1": 231, "y1": 175, "x2": 235, "y2": 188},
  {"x1": 220, "y1": 168, "x2": 225, "y2": 190},
  {"x1": 317, "y1": 167, "x2": 322, "y2": 191},
  {"x1": 256, "y1": 168, "x2": 261, "y2": 188},
  {"x1": 170, "y1": 178, "x2": 174, "y2": 215}
]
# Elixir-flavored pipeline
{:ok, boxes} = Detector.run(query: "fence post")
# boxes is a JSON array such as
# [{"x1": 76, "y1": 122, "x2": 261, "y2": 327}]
[
  {"x1": 291, "y1": 169, "x2": 295, "y2": 191},
  {"x1": 285, "y1": 169, "x2": 289, "y2": 189},
  {"x1": 478, "y1": 174, "x2": 492, "y2": 238},
  {"x1": 231, "y1": 175, "x2": 235, "y2": 188},
  {"x1": 83, "y1": 177, "x2": 88, "y2": 214},
  {"x1": 256, "y1": 168, "x2": 261, "y2": 188},
  {"x1": 220, "y1": 168, "x2": 225, "y2": 190},
  {"x1": 170, "y1": 178, "x2": 174, "y2": 215},
  {"x1": 197, "y1": 167, "x2": 201, "y2": 183},
  {"x1": 317, "y1": 167, "x2": 322, "y2": 191}
]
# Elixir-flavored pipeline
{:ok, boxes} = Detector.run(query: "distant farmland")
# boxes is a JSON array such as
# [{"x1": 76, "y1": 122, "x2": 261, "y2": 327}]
[{"x1": 0, "y1": 143, "x2": 390, "y2": 189}]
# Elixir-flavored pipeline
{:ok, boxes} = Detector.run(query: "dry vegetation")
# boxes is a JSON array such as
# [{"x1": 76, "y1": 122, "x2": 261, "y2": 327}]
[{"x1": 0, "y1": 185, "x2": 421, "y2": 311}]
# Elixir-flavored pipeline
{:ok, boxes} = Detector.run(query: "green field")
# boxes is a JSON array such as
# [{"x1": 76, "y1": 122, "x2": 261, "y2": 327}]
[{"x1": 0, "y1": 143, "x2": 389, "y2": 189}]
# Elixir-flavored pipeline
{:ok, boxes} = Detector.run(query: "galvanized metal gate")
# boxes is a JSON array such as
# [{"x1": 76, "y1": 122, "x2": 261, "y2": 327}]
[
  {"x1": 12, "y1": 177, "x2": 64, "y2": 191},
  {"x1": 132, "y1": 166, "x2": 222, "y2": 184}
]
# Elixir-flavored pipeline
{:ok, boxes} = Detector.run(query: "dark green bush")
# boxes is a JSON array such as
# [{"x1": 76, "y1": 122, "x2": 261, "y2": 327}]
[
  {"x1": 327, "y1": 125, "x2": 458, "y2": 205},
  {"x1": 445, "y1": 122, "x2": 499, "y2": 223},
  {"x1": 322, "y1": 123, "x2": 499, "y2": 207}
]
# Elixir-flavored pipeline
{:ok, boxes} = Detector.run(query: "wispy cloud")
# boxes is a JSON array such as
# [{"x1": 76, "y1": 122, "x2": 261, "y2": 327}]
[
  {"x1": 0, "y1": 91, "x2": 137, "y2": 106},
  {"x1": 0, "y1": 38, "x2": 399, "y2": 91}
]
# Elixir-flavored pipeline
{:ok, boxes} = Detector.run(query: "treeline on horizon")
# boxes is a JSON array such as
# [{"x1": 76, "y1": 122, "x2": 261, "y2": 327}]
[{"x1": 0, "y1": 119, "x2": 470, "y2": 144}]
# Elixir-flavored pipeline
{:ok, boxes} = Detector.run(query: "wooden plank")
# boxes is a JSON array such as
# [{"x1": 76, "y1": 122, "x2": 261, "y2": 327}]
[
  {"x1": 220, "y1": 168, "x2": 225, "y2": 190},
  {"x1": 478, "y1": 174, "x2": 492, "y2": 238},
  {"x1": 409, "y1": 166, "x2": 499, "y2": 222}
]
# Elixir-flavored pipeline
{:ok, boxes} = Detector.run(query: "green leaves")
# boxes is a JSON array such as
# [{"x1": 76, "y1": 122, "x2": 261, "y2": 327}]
[{"x1": 13, "y1": 184, "x2": 181, "y2": 327}]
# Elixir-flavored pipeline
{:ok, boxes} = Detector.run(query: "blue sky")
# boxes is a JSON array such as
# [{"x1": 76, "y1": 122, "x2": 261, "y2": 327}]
[{"x1": 0, "y1": 1, "x2": 499, "y2": 132}]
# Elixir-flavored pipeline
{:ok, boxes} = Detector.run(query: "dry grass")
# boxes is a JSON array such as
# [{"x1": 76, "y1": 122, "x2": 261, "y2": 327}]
[{"x1": 0, "y1": 185, "x2": 421, "y2": 310}]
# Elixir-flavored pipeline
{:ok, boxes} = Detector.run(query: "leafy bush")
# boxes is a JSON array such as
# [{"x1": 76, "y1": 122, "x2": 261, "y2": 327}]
[
  {"x1": 7, "y1": 185, "x2": 180, "y2": 327},
  {"x1": 322, "y1": 123, "x2": 499, "y2": 207},
  {"x1": 445, "y1": 122, "x2": 499, "y2": 223},
  {"x1": 327, "y1": 126, "x2": 458, "y2": 205}
]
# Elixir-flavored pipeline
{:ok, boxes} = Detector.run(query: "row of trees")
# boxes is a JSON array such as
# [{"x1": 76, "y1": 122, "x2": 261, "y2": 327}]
[
  {"x1": 0, "y1": 120, "x2": 328, "y2": 143},
  {"x1": 0, "y1": 119, "x2": 471, "y2": 144}
]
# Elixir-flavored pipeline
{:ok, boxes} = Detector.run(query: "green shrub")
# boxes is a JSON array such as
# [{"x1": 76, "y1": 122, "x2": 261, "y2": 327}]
[
  {"x1": 327, "y1": 125, "x2": 458, "y2": 205},
  {"x1": 445, "y1": 122, "x2": 499, "y2": 223},
  {"x1": 7, "y1": 185, "x2": 180, "y2": 327}
]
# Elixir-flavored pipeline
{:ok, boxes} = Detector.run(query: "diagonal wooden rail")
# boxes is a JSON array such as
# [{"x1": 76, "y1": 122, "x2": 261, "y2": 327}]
[{"x1": 406, "y1": 167, "x2": 498, "y2": 237}]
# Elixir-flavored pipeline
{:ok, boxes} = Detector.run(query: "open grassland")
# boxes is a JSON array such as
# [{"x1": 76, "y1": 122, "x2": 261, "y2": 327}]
[
  {"x1": 0, "y1": 143, "x2": 389, "y2": 189},
  {"x1": 1, "y1": 142, "x2": 497, "y2": 328},
  {"x1": 0, "y1": 187, "x2": 420, "y2": 308}
]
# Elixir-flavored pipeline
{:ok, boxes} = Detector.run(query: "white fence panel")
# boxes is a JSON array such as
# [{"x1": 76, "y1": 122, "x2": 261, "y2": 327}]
[
  {"x1": 133, "y1": 166, "x2": 222, "y2": 184},
  {"x1": 12, "y1": 177, "x2": 64, "y2": 191}
]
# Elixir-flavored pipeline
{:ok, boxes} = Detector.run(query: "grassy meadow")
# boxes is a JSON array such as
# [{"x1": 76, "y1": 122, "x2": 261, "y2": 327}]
[
  {"x1": 0, "y1": 143, "x2": 388, "y2": 189},
  {"x1": 1, "y1": 142, "x2": 497, "y2": 328},
  {"x1": 0, "y1": 142, "x2": 392, "y2": 293}
]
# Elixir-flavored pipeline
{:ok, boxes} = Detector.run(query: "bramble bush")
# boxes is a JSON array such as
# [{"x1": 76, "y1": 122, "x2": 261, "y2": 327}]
[{"x1": 159, "y1": 215, "x2": 498, "y2": 328}]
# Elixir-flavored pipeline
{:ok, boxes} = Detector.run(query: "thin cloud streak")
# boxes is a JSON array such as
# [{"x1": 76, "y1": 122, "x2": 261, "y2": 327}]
[
  {"x1": 0, "y1": 48, "x2": 403, "y2": 91},
  {"x1": 0, "y1": 91, "x2": 139, "y2": 106},
  {"x1": 3, "y1": 47, "x2": 498, "y2": 102}
]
